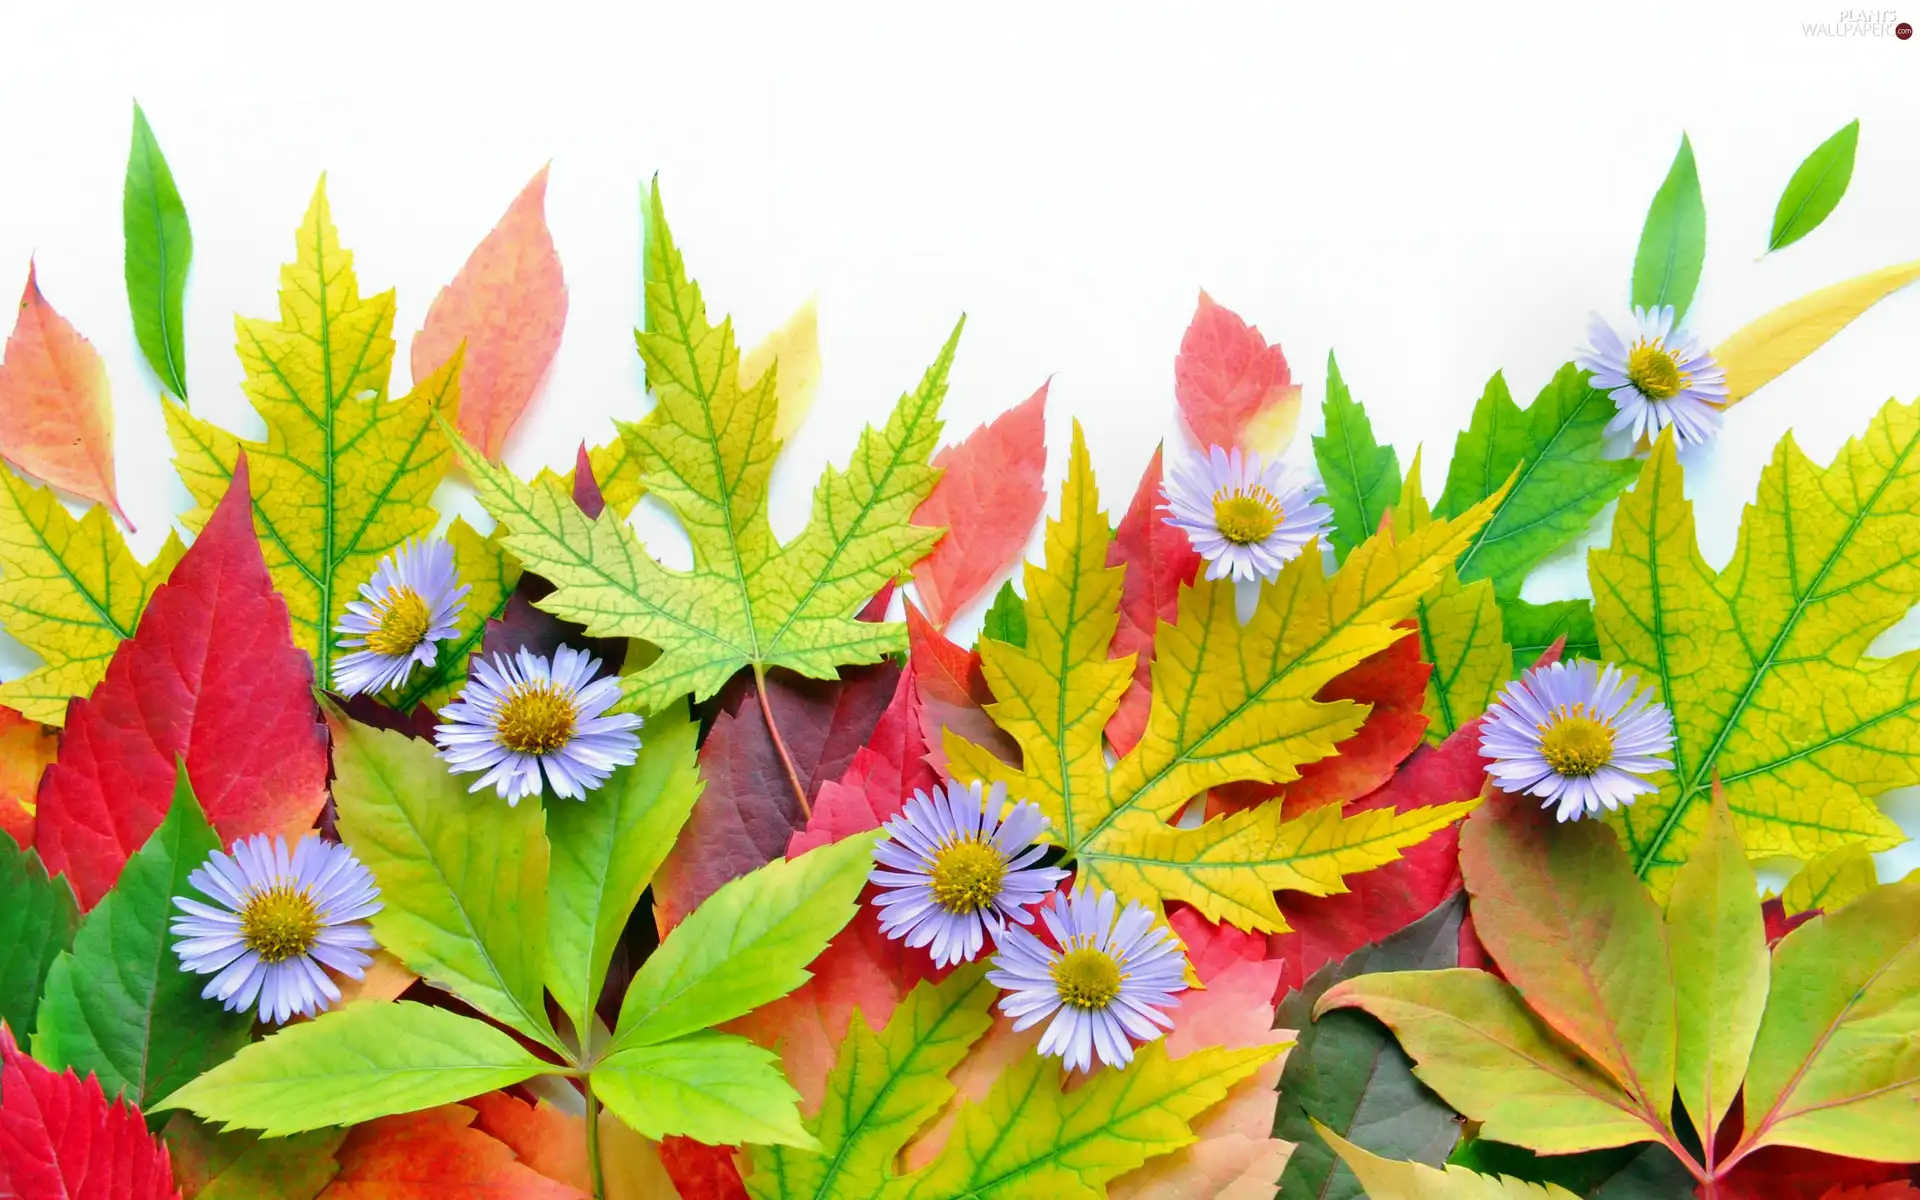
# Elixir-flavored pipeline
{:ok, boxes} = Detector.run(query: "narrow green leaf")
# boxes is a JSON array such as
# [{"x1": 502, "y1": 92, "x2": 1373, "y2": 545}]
[
  {"x1": 1768, "y1": 119, "x2": 1859, "y2": 253},
  {"x1": 609, "y1": 831, "x2": 879, "y2": 1053},
  {"x1": 123, "y1": 102, "x2": 192, "y2": 399},
  {"x1": 328, "y1": 713, "x2": 560, "y2": 1051},
  {"x1": 1631, "y1": 134, "x2": 1707, "y2": 322},
  {"x1": 1313, "y1": 351, "x2": 1401, "y2": 562},
  {"x1": 980, "y1": 581, "x2": 1027, "y2": 647},
  {"x1": 32, "y1": 763, "x2": 250, "y2": 1109},
  {"x1": 0, "y1": 833, "x2": 78, "y2": 1039},
  {"x1": 595, "y1": 1030, "x2": 815, "y2": 1150},
  {"x1": 547, "y1": 699, "x2": 702, "y2": 1038},
  {"x1": 154, "y1": 1000, "x2": 550, "y2": 1136}
]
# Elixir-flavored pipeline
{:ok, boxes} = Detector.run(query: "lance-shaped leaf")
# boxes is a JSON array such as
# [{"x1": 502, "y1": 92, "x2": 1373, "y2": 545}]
[
  {"x1": 33, "y1": 459, "x2": 329, "y2": 908},
  {"x1": 0, "y1": 265, "x2": 128, "y2": 525},
  {"x1": 329, "y1": 712, "x2": 559, "y2": 1050},
  {"x1": 0, "y1": 468, "x2": 183, "y2": 725},
  {"x1": 1592, "y1": 412, "x2": 1920, "y2": 895},
  {"x1": 123, "y1": 102, "x2": 192, "y2": 400},
  {"x1": 459, "y1": 182, "x2": 953, "y2": 711},
  {"x1": 1779, "y1": 842, "x2": 1877, "y2": 916},
  {"x1": 32, "y1": 764, "x2": 251, "y2": 1109},
  {"x1": 1631, "y1": 133, "x2": 1706, "y2": 322},
  {"x1": 412, "y1": 165, "x2": 568, "y2": 460},
  {"x1": 1173, "y1": 291, "x2": 1299, "y2": 454},
  {"x1": 0, "y1": 1027, "x2": 176, "y2": 1200},
  {"x1": 1664, "y1": 790, "x2": 1768, "y2": 1139},
  {"x1": 1716, "y1": 259, "x2": 1920, "y2": 406},
  {"x1": 1316, "y1": 1123, "x2": 1581, "y2": 1200},
  {"x1": 1768, "y1": 120, "x2": 1859, "y2": 253},
  {"x1": 384, "y1": 516, "x2": 521, "y2": 713},
  {"x1": 1312, "y1": 351, "x2": 1400, "y2": 563},
  {"x1": 322, "y1": 1104, "x2": 588, "y2": 1199},
  {"x1": 1736, "y1": 872, "x2": 1920, "y2": 1162},
  {"x1": 1316, "y1": 969, "x2": 1656, "y2": 1153},
  {"x1": 165, "y1": 178, "x2": 463, "y2": 684},
  {"x1": 0, "y1": 833, "x2": 76, "y2": 1038},
  {"x1": 1103, "y1": 447, "x2": 1201, "y2": 756},
  {"x1": 154, "y1": 1001, "x2": 550, "y2": 1136},
  {"x1": 945, "y1": 422, "x2": 1498, "y2": 931},
  {"x1": 1458, "y1": 791, "x2": 1676, "y2": 1120},
  {"x1": 910, "y1": 382, "x2": 1047, "y2": 627}
]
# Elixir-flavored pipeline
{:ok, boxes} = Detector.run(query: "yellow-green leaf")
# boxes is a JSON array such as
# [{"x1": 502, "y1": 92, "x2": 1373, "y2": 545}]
[
  {"x1": 1779, "y1": 841, "x2": 1878, "y2": 916},
  {"x1": 0, "y1": 467, "x2": 184, "y2": 725},
  {"x1": 944, "y1": 423, "x2": 1496, "y2": 932},
  {"x1": 1418, "y1": 568, "x2": 1509, "y2": 746},
  {"x1": 741, "y1": 294, "x2": 823, "y2": 444},
  {"x1": 1592, "y1": 415, "x2": 1918, "y2": 897},
  {"x1": 1314, "y1": 1122, "x2": 1581, "y2": 1199},
  {"x1": 1716, "y1": 259, "x2": 1920, "y2": 406},
  {"x1": 164, "y1": 178, "x2": 462, "y2": 684},
  {"x1": 460, "y1": 183, "x2": 952, "y2": 712}
]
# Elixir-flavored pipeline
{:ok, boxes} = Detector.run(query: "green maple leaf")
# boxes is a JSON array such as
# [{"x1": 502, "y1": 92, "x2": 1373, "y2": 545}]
[{"x1": 458, "y1": 181, "x2": 955, "y2": 711}]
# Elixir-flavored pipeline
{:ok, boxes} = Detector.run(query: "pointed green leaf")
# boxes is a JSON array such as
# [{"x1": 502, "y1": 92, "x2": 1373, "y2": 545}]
[
  {"x1": 154, "y1": 1000, "x2": 549, "y2": 1135},
  {"x1": 1631, "y1": 134, "x2": 1706, "y2": 322},
  {"x1": 1446, "y1": 1140, "x2": 1695, "y2": 1198},
  {"x1": 1768, "y1": 119, "x2": 1859, "y2": 253},
  {"x1": 980, "y1": 581, "x2": 1027, "y2": 648},
  {"x1": 547, "y1": 699, "x2": 702, "y2": 1037},
  {"x1": 1664, "y1": 793, "x2": 1767, "y2": 1138},
  {"x1": 595, "y1": 1030, "x2": 815, "y2": 1150},
  {"x1": 123, "y1": 102, "x2": 191, "y2": 400},
  {"x1": 1313, "y1": 351, "x2": 1400, "y2": 562},
  {"x1": 1316, "y1": 1123, "x2": 1582, "y2": 1199},
  {"x1": 0, "y1": 833, "x2": 78, "y2": 1038},
  {"x1": 328, "y1": 713, "x2": 559, "y2": 1051},
  {"x1": 609, "y1": 830, "x2": 879, "y2": 1053},
  {"x1": 31, "y1": 763, "x2": 250, "y2": 1108},
  {"x1": 747, "y1": 967, "x2": 999, "y2": 1200}
]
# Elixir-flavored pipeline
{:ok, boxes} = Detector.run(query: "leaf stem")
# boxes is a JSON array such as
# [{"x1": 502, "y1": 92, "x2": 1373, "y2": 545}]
[
  {"x1": 753, "y1": 662, "x2": 812, "y2": 819},
  {"x1": 585, "y1": 1084, "x2": 607, "y2": 1200}
]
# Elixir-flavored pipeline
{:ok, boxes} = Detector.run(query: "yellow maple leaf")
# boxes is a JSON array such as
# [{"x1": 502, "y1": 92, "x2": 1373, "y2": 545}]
[
  {"x1": 945, "y1": 424, "x2": 1499, "y2": 932},
  {"x1": 164, "y1": 179, "x2": 462, "y2": 683}
]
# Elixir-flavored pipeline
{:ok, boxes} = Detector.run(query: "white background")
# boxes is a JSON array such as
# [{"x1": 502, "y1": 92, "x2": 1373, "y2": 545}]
[{"x1": 2, "y1": 0, "x2": 1918, "y2": 877}]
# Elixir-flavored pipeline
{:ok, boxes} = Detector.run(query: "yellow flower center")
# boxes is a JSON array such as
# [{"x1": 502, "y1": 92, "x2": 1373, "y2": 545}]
[
  {"x1": 1626, "y1": 342, "x2": 1686, "y2": 401},
  {"x1": 366, "y1": 586, "x2": 433, "y2": 657},
  {"x1": 1211, "y1": 488, "x2": 1282, "y2": 545},
  {"x1": 239, "y1": 886, "x2": 321, "y2": 964},
  {"x1": 1538, "y1": 704, "x2": 1615, "y2": 777},
  {"x1": 496, "y1": 681, "x2": 579, "y2": 755},
  {"x1": 929, "y1": 838, "x2": 1008, "y2": 914},
  {"x1": 1051, "y1": 944, "x2": 1124, "y2": 1010}
]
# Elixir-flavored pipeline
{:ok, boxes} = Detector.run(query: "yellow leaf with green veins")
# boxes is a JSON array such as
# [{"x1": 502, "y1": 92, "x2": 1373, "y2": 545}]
[
  {"x1": 1592, "y1": 411, "x2": 1920, "y2": 898},
  {"x1": 0, "y1": 468, "x2": 185, "y2": 725},
  {"x1": 1779, "y1": 842, "x2": 1877, "y2": 916},
  {"x1": 163, "y1": 179, "x2": 462, "y2": 683},
  {"x1": 944, "y1": 423, "x2": 1497, "y2": 932},
  {"x1": 1418, "y1": 569, "x2": 1509, "y2": 746},
  {"x1": 386, "y1": 517, "x2": 520, "y2": 713},
  {"x1": 459, "y1": 182, "x2": 953, "y2": 712}
]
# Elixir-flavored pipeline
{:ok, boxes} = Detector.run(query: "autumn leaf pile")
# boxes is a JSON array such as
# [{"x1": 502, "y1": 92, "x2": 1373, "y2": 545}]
[{"x1": 2, "y1": 108, "x2": 1919, "y2": 1200}]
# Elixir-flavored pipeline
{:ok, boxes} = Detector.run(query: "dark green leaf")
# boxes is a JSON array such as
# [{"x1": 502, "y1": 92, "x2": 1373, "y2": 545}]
[
  {"x1": 123, "y1": 101, "x2": 192, "y2": 399},
  {"x1": 1768, "y1": 120, "x2": 1859, "y2": 253},
  {"x1": 1274, "y1": 895, "x2": 1465, "y2": 1200},
  {"x1": 1631, "y1": 134, "x2": 1706, "y2": 322},
  {"x1": 980, "y1": 580, "x2": 1027, "y2": 647},
  {"x1": 1448, "y1": 1139, "x2": 1694, "y2": 1198},
  {"x1": 0, "y1": 832, "x2": 78, "y2": 1040},
  {"x1": 1312, "y1": 351, "x2": 1401, "y2": 563},
  {"x1": 1503, "y1": 596, "x2": 1599, "y2": 672}
]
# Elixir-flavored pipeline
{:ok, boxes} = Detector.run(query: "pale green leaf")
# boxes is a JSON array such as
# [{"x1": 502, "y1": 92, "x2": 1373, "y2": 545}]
[{"x1": 595, "y1": 1031, "x2": 815, "y2": 1150}]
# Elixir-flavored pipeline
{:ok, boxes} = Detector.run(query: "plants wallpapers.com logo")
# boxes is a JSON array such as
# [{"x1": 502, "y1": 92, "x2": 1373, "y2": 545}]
[{"x1": 1802, "y1": 8, "x2": 1913, "y2": 34}]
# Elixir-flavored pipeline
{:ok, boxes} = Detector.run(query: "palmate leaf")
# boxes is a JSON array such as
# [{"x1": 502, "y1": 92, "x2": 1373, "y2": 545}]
[
  {"x1": 1592, "y1": 408, "x2": 1920, "y2": 895},
  {"x1": 945, "y1": 423, "x2": 1497, "y2": 932},
  {"x1": 459, "y1": 181, "x2": 954, "y2": 712},
  {"x1": 165, "y1": 178, "x2": 463, "y2": 685}
]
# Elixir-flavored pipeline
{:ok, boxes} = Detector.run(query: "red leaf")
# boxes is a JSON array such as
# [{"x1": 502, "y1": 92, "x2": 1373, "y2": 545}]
[
  {"x1": 906, "y1": 601, "x2": 1019, "y2": 774},
  {"x1": 789, "y1": 665, "x2": 938, "y2": 857},
  {"x1": 32, "y1": 456, "x2": 329, "y2": 908},
  {"x1": 570, "y1": 442, "x2": 604, "y2": 519},
  {"x1": 652, "y1": 663, "x2": 900, "y2": 931},
  {"x1": 466, "y1": 1091, "x2": 588, "y2": 1192},
  {"x1": 1167, "y1": 905, "x2": 1268, "y2": 983},
  {"x1": 0, "y1": 705, "x2": 56, "y2": 847},
  {"x1": 1762, "y1": 896, "x2": 1819, "y2": 946},
  {"x1": 0, "y1": 1026, "x2": 177, "y2": 1200},
  {"x1": 657, "y1": 1137, "x2": 747, "y2": 1200},
  {"x1": 411, "y1": 166, "x2": 568, "y2": 460},
  {"x1": 909, "y1": 383, "x2": 1048, "y2": 627},
  {"x1": 1715, "y1": 1145, "x2": 1912, "y2": 1199},
  {"x1": 1173, "y1": 291, "x2": 1299, "y2": 453},
  {"x1": 1104, "y1": 447, "x2": 1202, "y2": 757},
  {"x1": 317, "y1": 1104, "x2": 586, "y2": 1198},
  {"x1": 0, "y1": 264, "x2": 129, "y2": 527}
]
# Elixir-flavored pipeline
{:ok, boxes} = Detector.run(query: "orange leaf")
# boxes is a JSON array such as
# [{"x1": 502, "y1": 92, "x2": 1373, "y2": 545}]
[
  {"x1": 317, "y1": 1104, "x2": 587, "y2": 1199},
  {"x1": 910, "y1": 383, "x2": 1048, "y2": 627},
  {"x1": 468, "y1": 1091, "x2": 588, "y2": 1192},
  {"x1": 0, "y1": 264, "x2": 128, "y2": 526},
  {"x1": 0, "y1": 705, "x2": 56, "y2": 847},
  {"x1": 325, "y1": 948, "x2": 416, "y2": 1009},
  {"x1": 412, "y1": 166, "x2": 567, "y2": 460},
  {"x1": 1173, "y1": 290, "x2": 1299, "y2": 454}
]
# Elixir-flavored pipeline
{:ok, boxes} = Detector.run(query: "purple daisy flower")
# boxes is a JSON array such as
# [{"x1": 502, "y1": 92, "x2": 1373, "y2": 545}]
[
  {"x1": 986, "y1": 886, "x2": 1188, "y2": 1073},
  {"x1": 1161, "y1": 446, "x2": 1330, "y2": 583},
  {"x1": 333, "y1": 538, "x2": 469, "y2": 697},
  {"x1": 170, "y1": 833, "x2": 382, "y2": 1026},
  {"x1": 871, "y1": 781, "x2": 1068, "y2": 968},
  {"x1": 1480, "y1": 659, "x2": 1676, "y2": 823},
  {"x1": 1577, "y1": 305, "x2": 1727, "y2": 447},
  {"x1": 434, "y1": 645, "x2": 643, "y2": 804}
]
